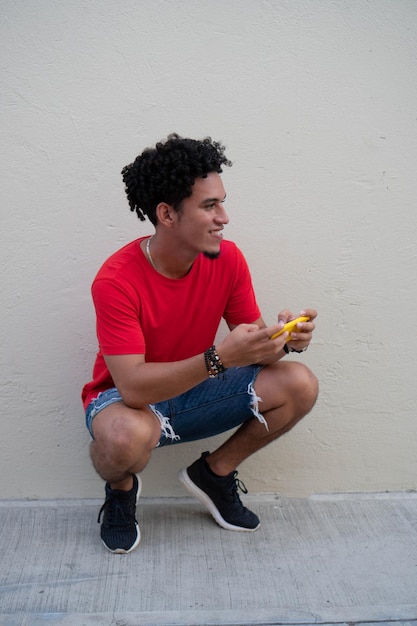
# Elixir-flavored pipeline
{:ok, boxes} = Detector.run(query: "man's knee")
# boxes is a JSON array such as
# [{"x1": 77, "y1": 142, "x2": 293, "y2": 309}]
[
  {"x1": 256, "y1": 360, "x2": 318, "y2": 413},
  {"x1": 290, "y1": 361, "x2": 319, "y2": 411},
  {"x1": 92, "y1": 404, "x2": 161, "y2": 455}
]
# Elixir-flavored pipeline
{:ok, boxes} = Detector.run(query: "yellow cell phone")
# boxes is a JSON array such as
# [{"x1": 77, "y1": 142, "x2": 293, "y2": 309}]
[{"x1": 271, "y1": 316, "x2": 309, "y2": 341}]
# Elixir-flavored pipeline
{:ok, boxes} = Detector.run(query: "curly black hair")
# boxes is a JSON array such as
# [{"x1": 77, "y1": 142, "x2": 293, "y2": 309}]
[{"x1": 121, "y1": 133, "x2": 232, "y2": 225}]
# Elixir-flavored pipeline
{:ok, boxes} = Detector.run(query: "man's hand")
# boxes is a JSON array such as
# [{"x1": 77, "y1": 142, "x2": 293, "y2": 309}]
[
  {"x1": 216, "y1": 322, "x2": 288, "y2": 368},
  {"x1": 278, "y1": 308, "x2": 317, "y2": 353}
]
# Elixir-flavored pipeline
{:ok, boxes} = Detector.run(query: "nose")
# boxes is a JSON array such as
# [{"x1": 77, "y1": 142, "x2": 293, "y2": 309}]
[{"x1": 216, "y1": 204, "x2": 229, "y2": 224}]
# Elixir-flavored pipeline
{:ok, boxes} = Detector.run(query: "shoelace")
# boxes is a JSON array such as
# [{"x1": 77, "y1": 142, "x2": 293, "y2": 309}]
[
  {"x1": 233, "y1": 473, "x2": 248, "y2": 494},
  {"x1": 225, "y1": 472, "x2": 248, "y2": 504},
  {"x1": 97, "y1": 494, "x2": 136, "y2": 527}
]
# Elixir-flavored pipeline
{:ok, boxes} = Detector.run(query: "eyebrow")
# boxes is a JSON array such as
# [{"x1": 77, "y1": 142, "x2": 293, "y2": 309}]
[{"x1": 202, "y1": 193, "x2": 227, "y2": 204}]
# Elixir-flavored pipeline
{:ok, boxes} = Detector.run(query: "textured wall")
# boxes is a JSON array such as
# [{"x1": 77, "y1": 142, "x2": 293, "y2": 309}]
[{"x1": 1, "y1": 0, "x2": 417, "y2": 498}]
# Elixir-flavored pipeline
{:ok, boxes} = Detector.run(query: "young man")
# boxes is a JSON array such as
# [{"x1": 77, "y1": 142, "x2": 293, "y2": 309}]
[{"x1": 82, "y1": 134, "x2": 318, "y2": 554}]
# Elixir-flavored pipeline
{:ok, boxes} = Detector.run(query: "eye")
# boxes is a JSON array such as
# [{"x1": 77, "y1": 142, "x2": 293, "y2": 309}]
[{"x1": 202, "y1": 198, "x2": 226, "y2": 211}]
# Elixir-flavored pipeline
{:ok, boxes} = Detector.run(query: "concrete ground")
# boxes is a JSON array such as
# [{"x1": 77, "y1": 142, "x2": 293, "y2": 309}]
[{"x1": 1, "y1": 492, "x2": 417, "y2": 626}]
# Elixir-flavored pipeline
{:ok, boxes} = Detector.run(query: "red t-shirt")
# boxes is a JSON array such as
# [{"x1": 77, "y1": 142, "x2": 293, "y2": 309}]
[{"x1": 81, "y1": 237, "x2": 261, "y2": 409}]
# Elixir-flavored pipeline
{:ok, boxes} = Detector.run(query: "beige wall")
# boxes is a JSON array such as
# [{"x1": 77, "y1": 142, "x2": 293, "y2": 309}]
[{"x1": 1, "y1": 0, "x2": 417, "y2": 499}]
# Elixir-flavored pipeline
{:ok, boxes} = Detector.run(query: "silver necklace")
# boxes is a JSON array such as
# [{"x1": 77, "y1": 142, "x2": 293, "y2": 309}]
[{"x1": 146, "y1": 236, "x2": 158, "y2": 271}]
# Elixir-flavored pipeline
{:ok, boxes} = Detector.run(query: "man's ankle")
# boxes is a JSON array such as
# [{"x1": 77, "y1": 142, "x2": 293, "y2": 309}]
[
  {"x1": 204, "y1": 454, "x2": 235, "y2": 478},
  {"x1": 109, "y1": 474, "x2": 134, "y2": 492}
]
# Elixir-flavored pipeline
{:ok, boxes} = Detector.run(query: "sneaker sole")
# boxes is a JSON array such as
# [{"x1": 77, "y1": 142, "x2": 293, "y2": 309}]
[
  {"x1": 101, "y1": 475, "x2": 142, "y2": 554},
  {"x1": 178, "y1": 468, "x2": 260, "y2": 532}
]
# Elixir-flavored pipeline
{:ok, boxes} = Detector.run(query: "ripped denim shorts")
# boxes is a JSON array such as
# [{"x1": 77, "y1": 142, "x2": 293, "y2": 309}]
[{"x1": 85, "y1": 365, "x2": 266, "y2": 447}]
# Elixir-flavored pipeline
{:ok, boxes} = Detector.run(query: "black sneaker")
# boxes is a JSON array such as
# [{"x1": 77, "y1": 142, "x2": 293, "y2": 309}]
[
  {"x1": 97, "y1": 474, "x2": 141, "y2": 553},
  {"x1": 179, "y1": 451, "x2": 260, "y2": 532}
]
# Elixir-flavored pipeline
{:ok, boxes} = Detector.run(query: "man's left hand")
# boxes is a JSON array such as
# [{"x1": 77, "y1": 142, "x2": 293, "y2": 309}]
[{"x1": 278, "y1": 308, "x2": 317, "y2": 353}]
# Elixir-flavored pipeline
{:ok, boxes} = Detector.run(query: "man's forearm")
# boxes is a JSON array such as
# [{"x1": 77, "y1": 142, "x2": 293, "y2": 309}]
[{"x1": 107, "y1": 354, "x2": 209, "y2": 409}]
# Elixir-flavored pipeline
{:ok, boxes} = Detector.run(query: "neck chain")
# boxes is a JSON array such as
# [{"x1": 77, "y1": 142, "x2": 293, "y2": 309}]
[{"x1": 146, "y1": 236, "x2": 158, "y2": 271}]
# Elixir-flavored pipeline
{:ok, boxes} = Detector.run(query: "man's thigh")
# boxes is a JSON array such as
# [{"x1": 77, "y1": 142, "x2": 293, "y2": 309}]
[{"x1": 154, "y1": 365, "x2": 264, "y2": 446}]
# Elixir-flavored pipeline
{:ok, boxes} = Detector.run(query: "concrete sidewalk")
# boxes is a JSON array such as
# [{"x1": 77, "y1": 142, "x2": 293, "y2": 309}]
[{"x1": 1, "y1": 492, "x2": 417, "y2": 626}]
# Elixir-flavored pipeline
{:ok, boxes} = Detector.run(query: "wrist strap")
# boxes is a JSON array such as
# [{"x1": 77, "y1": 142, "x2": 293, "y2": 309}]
[
  {"x1": 204, "y1": 345, "x2": 226, "y2": 378},
  {"x1": 284, "y1": 343, "x2": 308, "y2": 354}
]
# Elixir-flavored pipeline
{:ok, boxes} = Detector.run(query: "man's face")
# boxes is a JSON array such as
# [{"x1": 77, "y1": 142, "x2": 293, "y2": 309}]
[{"x1": 174, "y1": 172, "x2": 229, "y2": 259}]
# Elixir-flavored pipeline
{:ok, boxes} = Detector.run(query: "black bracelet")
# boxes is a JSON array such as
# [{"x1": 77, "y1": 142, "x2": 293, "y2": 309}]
[
  {"x1": 204, "y1": 345, "x2": 226, "y2": 378},
  {"x1": 284, "y1": 343, "x2": 308, "y2": 354}
]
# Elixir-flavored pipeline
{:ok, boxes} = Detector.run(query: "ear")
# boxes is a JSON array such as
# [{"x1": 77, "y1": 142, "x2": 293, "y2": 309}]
[{"x1": 155, "y1": 202, "x2": 176, "y2": 227}]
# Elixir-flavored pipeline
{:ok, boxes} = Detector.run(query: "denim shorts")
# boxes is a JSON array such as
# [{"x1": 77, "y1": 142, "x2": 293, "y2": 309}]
[{"x1": 85, "y1": 365, "x2": 266, "y2": 447}]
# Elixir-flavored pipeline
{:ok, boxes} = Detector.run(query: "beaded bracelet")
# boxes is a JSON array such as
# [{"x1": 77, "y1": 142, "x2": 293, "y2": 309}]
[{"x1": 204, "y1": 345, "x2": 226, "y2": 378}]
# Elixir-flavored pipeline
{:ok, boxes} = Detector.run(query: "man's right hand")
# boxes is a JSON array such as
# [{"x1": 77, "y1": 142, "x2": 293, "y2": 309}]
[{"x1": 217, "y1": 322, "x2": 288, "y2": 368}]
